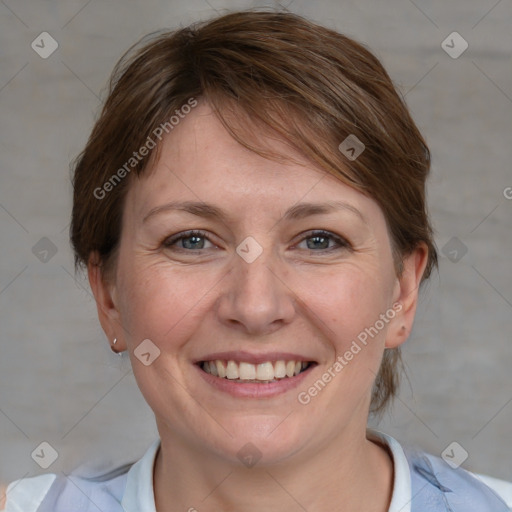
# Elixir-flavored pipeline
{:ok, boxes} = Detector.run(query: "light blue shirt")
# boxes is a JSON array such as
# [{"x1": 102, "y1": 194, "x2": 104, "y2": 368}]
[{"x1": 4, "y1": 429, "x2": 512, "y2": 511}]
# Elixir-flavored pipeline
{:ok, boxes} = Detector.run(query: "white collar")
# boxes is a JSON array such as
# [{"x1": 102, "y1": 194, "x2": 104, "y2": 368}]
[
  {"x1": 367, "y1": 429, "x2": 412, "y2": 512},
  {"x1": 121, "y1": 428, "x2": 411, "y2": 512},
  {"x1": 121, "y1": 438, "x2": 160, "y2": 512}
]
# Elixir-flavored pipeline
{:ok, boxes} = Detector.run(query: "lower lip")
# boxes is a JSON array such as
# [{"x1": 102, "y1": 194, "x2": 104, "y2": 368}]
[{"x1": 194, "y1": 363, "x2": 317, "y2": 398}]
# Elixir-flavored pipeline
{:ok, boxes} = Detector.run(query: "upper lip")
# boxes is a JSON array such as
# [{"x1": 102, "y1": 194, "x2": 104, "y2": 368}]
[{"x1": 194, "y1": 351, "x2": 317, "y2": 365}]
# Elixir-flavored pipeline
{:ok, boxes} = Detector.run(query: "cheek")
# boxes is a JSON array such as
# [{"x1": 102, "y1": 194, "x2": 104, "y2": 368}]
[
  {"x1": 293, "y1": 268, "x2": 394, "y2": 418},
  {"x1": 304, "y1": 265, "x2": 393, "y2": 344},
  {"x1": 117, "y1": 259, "x2": 219, "y2": 346}
]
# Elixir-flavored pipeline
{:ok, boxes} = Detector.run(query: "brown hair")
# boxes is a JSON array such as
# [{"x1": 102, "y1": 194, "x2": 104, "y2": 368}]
[{"x1": 70, "y1": 8, "x2": 438, "y2": 414}]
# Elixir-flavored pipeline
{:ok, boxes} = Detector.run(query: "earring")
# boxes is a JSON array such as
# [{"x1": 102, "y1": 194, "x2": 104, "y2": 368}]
[{"x1": 111, "y1": 338, "x2": 123, "y2": 355}]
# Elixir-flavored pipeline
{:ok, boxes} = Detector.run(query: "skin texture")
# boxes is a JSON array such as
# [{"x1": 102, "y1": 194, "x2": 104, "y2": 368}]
[{"x1": 89, "y1": 100, "x2": 428, "y2": 512}]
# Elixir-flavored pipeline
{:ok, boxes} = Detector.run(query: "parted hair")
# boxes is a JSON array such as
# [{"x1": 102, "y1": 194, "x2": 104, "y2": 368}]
[{"x1": 71, "y1": 8, "x2": 438, "y2": 414}]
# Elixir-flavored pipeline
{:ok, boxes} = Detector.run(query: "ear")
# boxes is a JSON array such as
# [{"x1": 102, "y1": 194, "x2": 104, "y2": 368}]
[
  {"x1": 87, "y1": 252, "x2": 126, "y2": 351},
  {"x1": 385, "y1": 243, "x2": 429, "y2": 349}
]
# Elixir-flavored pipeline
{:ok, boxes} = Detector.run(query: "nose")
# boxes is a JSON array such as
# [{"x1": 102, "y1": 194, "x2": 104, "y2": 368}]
[{"x1": 215, "y1": 246, "x2": 296, "y2": 336}]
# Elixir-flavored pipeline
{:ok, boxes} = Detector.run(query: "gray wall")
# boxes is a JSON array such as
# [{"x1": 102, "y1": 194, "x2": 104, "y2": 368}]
[{"x1": 1, "y1": 0, "x2": 511, "y2": 487}]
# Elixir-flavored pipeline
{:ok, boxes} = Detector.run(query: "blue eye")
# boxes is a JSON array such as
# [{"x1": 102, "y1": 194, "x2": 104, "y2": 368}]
[
  {"x1": 163, "y1": 230, "x2": 213, "y2": 251},
  {"x1": 162, "y1": 229, "x2": 350, "y2": 253},
  {"x1": 297, "y1": 230, "x2": 349, "y2": 252}
]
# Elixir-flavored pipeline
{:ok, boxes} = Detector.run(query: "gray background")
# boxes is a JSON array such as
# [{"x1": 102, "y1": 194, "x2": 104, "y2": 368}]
[{"x1": 0, "y1": 0, "x2": 511, "y2": 490}]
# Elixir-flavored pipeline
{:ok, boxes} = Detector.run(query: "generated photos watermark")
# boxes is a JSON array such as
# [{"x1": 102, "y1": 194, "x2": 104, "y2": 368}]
[
  {"x1": 94, "y1": 97, "x2": 198, "y2": 200},
  {"x1": 338, "y1": 134, "x2": 365, "y2": 161},
  {"x1": 297, "y1": 301, "x2": 403, "y2": 405}
]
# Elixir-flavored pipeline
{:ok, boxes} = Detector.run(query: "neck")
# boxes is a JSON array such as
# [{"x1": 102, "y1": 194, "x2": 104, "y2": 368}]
[{"x1": 153, "y1": 425, "x2": 394, "y2": 512}]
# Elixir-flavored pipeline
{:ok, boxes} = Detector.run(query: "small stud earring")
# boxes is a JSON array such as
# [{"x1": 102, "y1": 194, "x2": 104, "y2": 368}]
[{"x1": 111, "y1": 338, "x2": 122, "y2": 355}]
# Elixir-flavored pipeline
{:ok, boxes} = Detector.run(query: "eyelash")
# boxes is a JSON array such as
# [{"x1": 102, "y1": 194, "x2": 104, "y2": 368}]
[{"x1": 162, "y1": 229, "x2": 350, "y2": 254}]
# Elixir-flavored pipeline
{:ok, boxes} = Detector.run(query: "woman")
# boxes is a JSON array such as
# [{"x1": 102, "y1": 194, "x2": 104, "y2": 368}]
[{"x1": 3, "y1": 9, "x2": 511, "y2": 512}]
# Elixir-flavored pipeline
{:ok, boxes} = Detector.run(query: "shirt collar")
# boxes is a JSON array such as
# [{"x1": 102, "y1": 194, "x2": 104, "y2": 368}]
[
  {"x1": 121, "y1": 438, "x2": 160, "y2": 512},
  {"x1": 121, "y1": 430, "x2": 411, "y2": 512},
  {"x1": 367, "y1": 428, "x2": 412, "y2": 512}
]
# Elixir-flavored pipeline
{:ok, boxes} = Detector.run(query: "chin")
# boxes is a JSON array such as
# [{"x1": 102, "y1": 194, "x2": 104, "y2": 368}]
[{"x1": 211, "y1": 415, "x2": 309, "y2": 465}]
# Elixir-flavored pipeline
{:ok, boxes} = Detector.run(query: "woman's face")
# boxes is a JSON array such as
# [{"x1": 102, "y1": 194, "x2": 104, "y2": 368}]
[{"x1": 94, "y1": 101, "x2": 425, "y2": 465}]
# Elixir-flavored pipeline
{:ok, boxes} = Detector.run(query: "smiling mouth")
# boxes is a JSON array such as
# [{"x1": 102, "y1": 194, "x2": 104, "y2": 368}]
[{"x1": 198, "y1": 360, "x2": 316, "y2": 383}]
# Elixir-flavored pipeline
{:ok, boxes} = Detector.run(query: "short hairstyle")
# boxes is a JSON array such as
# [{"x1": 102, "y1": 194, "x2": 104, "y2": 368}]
[{"x1": 70, "y1": 9, "x2": 438, "y2": 415}]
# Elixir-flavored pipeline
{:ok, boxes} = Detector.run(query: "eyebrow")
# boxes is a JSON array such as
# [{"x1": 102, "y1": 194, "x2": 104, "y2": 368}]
[{"x1": 142, "y1": 200, "x2": 367, "y2": 225}]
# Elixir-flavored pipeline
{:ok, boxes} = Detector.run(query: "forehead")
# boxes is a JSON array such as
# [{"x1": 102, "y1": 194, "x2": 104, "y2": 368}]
[{"x1": 127, "y1": 102, "x2": 384, "y2": 226}]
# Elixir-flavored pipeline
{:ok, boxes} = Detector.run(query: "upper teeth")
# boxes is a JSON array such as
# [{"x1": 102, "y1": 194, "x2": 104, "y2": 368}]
[{"x1": 202, "y1": 360, "x2": 309, "y2": 380}]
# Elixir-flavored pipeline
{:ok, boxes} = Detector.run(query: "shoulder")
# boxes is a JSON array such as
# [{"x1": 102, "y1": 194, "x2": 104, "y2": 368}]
[
  {"x1": 3, "y1": 463, "x2": 133, "y2": 512},
  {"x1": 472, "y1": 473, "x2": 512, "y2": 509},
  {"x1": 404, "y1": 447, "x2": 512, "y2": 511}
]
